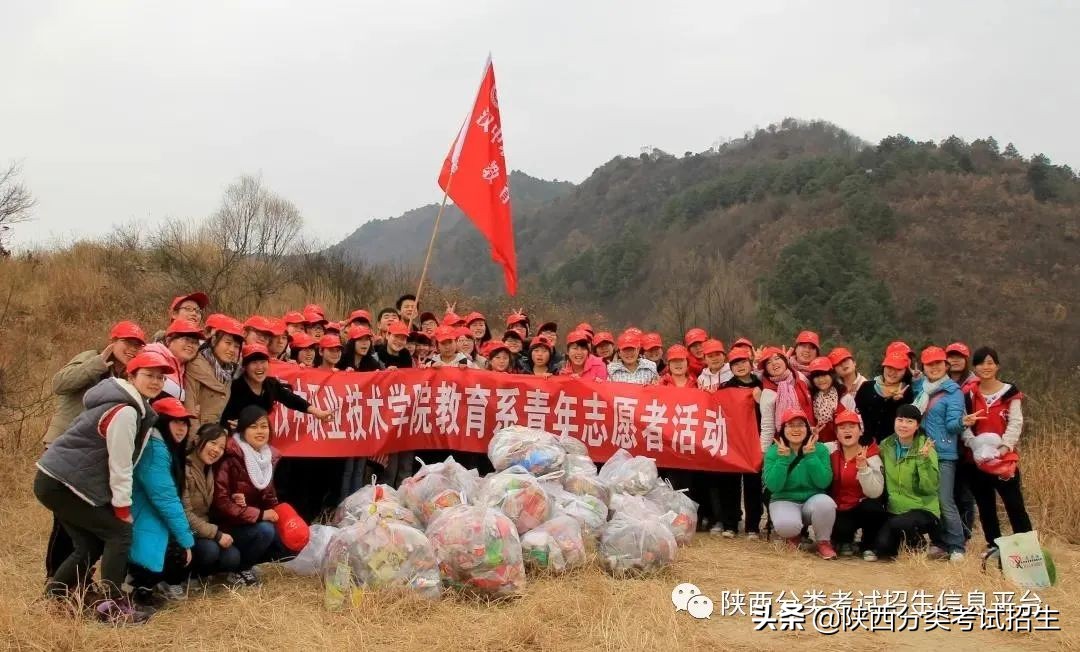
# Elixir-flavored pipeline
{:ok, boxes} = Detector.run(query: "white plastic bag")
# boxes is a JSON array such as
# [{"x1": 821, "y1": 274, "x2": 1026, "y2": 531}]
[
  {"x1": 597, "y1": 449, "x2": 657, "y2": 496},
  {"x1": 488, "y1": 425, "x2": 566, "y2": 475},
  {"x1": 599, "y1": 512, "x2": 677, "y2": 576},
  {"x1": 995, "y1": 531, "x2": 1055, "y2": 588},
  {"x1": 283, "y1": 524, "x2": 339, "y2": 576}
]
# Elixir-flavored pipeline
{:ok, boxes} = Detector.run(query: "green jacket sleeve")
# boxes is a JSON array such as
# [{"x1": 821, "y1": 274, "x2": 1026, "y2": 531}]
[
  {"x1": 52, "y1": 350, "x2": 108, "y2": 395},
  {"x1": 804, "y1": 446, "x2": 834, "y2": 490},
  {"x1": 762, "y1": 445, "x2": 793, "y2": 494},
  {"x1": 914, "y1": 437, "x2": 940, "y2": 497}
]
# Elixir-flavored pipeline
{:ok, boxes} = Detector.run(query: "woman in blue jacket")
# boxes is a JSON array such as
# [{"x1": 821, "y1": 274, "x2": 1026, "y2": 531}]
[
  {"x1": 128, "y1": 397, "x2": 196, "y2": 604},
  {"x1": 915, "y1": 347, "x2": 966, "y2": 561}
]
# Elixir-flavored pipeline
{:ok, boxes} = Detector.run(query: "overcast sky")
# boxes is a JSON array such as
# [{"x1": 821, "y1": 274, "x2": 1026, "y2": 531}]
[{"x1": 4, "y1": 0, "x2": 1077, "y2": 248}]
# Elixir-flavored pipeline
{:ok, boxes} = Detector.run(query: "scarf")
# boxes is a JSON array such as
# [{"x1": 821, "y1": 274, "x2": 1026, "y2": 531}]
[
  {"x1": 200, "y1": 345, "x2": 238, "y2": 386},
  {"x1": 233, "y1": 433, "x2": 274, "y2": 490},
  {"x1": 789, "y1": 355, "x2": 812, "y2": 377},
  {"x1": 913, "y1": 377, "x2": 946, "y2": 413},
  {"x1": 813, "y1": 387, "x2": 839, "y2": 427},
  {"x1": 872, "y1": 375, "x2": 903, "y2": 399},
  {"x1": 768, "y1": 369, "x2": 801, "y2": 421}
]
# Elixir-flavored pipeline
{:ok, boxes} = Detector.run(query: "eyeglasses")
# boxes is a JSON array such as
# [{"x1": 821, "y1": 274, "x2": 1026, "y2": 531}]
[
  {"x1": 136, "y1": 371, "x2": 166, "y2": 382},
  {"x1": 178, "y1": 305, "x2": 203, "y2": 315}
]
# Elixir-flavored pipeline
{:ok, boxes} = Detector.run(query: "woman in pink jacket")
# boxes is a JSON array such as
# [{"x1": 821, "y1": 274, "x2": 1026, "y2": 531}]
[{"x1": 558, "y1": 330, "x2": 608, "y2": 381}]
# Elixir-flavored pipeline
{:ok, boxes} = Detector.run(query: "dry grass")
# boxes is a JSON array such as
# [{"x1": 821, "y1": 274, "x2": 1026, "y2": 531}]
[{"x1": 1, "y1": 243, "x2": 1079, "y2": 651}]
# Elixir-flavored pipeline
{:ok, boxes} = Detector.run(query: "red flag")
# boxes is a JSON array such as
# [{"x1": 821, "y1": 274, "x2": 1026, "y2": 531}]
[{"x1": 438, "y1": 57, "x2": 517, "y2": 295}]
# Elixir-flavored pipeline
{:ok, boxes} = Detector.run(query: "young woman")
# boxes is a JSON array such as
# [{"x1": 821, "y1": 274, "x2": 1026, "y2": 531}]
[
  {"x1": 558, "y1": 330, "x2": 608, "y2": 381},
  {"x1": 184, "y1": 317, "x2": 244, "y2": 429},
  {"x1": 826, "y1": 410, "x2": 886, "y2": 561},
  {"x1": 283, "y1": 311, "x2": 308, "y2": 337},
  {"x1": 243, "y1": 316, "x2": 274, "y2": 348},
  {"x1": 503, "y1": 329, "x2": 528, "y2": 371},
  {"x1": 222, "y1": 344, "x2": 332, "y2": 426},
  {"x1": 591, "y1": 331, "x2": 616, "y2": 365},
  {"x1": 757, "y1": 347, "x2": 815, "y2": 453},
  {"x1": 915, "y1": 346, "x2": 967, "y2": 562},
  {"x1": 641, "y1": 333, "x2": 666, "y2": 375},
  {"x1": 657, "y1": 345, "x2": 697, "y2": 387},
  {"x1": 527, "y1": 336, "x2": 558, "y2": 377},
  {"x1": 318, "y1": 335, "x2": 343, "y2": 370},
  {"x1": 267, "y1": 319, "x2": 290, "y2": 361},
  {"x1": 695, "y1": 339, "x2": 730, "y2": 391},
  {"x1": 128, "y1": 397, "x2": 196, "y2": 604},
  {"x1": 151, "y1": 292, "x2": 208, "y2": 342},
  {"x1": 945, "y1": 342, "x2": 978, "y2": 387},
  {"x1": 828, "y1": 347, "x2": 868, "y2": 395},
  {"x1": 789, "y1": 330, "x2": 820, "y2": 377},
  {"x1": 875, "y1": 405, "x2": 940, "y2": 560},
  {"x1": 34, "y1": 351, "x2": 172, "y2": 624},
  {"x1": 961, "y1": 347, "x2": 1033, "y2": 558},
  {"x1": 457, "y1": 329, "x2": 485, "y2": 367},
  {"x1": 183, "y1": 424, "x2": 242, "y2": 581},
  {"x1": 683, "y1": 328, "x2": 708, "y2": 377},
  {"x1": 303, "y1": 309, "x2": 328, "y2": 339},
  {"x1": 289, "y1": 332, "x2": 318, "y2": 367},
  {"x1": 212, "y1": 406, "x2": 286, "y2": 586},
  {"x1": 42, "y1": 321, "x2": 147, "y2": 581},
  {"x1": 717, "y1": 347, "x2": 764, "y2": 538},
  {"x1": 607, "y1": 332, "x2": 659, "y2": 385},
  {"x1": 763, "y1": 408, "x2": 837, "y2": 559},
  {"x1": 483, "y1": 340, "x2": 515, "y2": 373},
  {"x1": 408, "y1": 332, "x2": 432, "y2": 366},
  {"x1": 145, "y1": 319, "x2": 203, "y2": 401},
  {"x1": 466, "y1": 312, "x2": 491, "y2": 344},
  {"x1": 854, "y1": 350, "x2": 915, "y2": 445},
  {"x1": 338, "y1": 326, "x2": 384, "y2": 372},
  {"x1": 807, "y1": 357, "x2": 855, "y2": 444}
]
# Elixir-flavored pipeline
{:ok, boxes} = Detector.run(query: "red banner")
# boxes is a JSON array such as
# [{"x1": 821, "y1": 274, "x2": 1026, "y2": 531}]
[{"x1": 267, "y1": 362, "x2": 762, "y2": 473}]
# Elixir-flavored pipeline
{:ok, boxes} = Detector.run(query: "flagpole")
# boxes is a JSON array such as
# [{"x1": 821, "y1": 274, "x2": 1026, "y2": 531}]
[{"x1": 414, "y1": 178, "x2": 452, "y2": 319}]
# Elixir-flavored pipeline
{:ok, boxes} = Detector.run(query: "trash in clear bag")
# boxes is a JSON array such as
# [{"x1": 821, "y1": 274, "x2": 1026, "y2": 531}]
[
  {"x1": 521, "y1": 514, "x2": 587, "y2": 573},
  {"x1": 597, "y1": 449, "x2": 658, "y2": 496},
  {"x1": 488, "y1": 425, "x2": 566, "y2": 476},
  {"x1": 645, "y1": 480, "x2": 698, "y2": 546},
  {"x1": 554, "y1": 433, "x2": 590, "y2": 458},
  {"x1": 477, "y1": 466, "x2": 552, "y2": 535},
  {"x1": 546, "y1": 483, "x2": 608, "y2": 537},
  {"x1": 562, "y1": 472, "x2": 609, "y2": 504},
  {"x1": 599, "y1": 512, "x2": 678, "y2": 577},
  {"x1": 334, "y1": 482, "x2": 417, "y2": 529},
  {"x1": 321, "y1": 518, "x2": 442, "y2": 609},
  {"x1": 400, "y1": 456, "x2": 480, "y2": 526},
  {"x1": 283, "y1": 524, "x2": 339, "y2": 576},
  {"x1": 564, "y1": 454, "x2": 599, "y2": 478},
  {"x1": 426, "y1": 504, "x2": 527, "y2": 597}
]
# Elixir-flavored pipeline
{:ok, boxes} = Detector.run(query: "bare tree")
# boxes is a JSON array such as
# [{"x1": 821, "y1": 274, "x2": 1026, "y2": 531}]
[{"x1": 0, "y1": 162, "x2": 36, "y2": 255}]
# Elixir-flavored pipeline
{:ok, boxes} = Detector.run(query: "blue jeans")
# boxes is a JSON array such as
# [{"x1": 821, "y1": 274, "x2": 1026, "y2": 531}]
[
  {"x1": 191, "y1": 537, "x2": 242, "y2": 577},
  {"x1": 933, "y1": 460, "x2": 965, "y2": 553},
  {"x1": 227, "y1": 522, "x2": 278, "y2": 571}
]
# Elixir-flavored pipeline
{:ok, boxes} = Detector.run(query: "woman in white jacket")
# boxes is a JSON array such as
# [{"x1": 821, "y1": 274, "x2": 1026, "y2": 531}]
[{"x1": 826, "y1": 410, "x2": 887, "y2": 561}]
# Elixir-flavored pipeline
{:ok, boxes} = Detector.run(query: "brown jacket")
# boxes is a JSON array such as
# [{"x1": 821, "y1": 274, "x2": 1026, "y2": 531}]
[
  {"x1": 183, "y1": 450, "x2": 220, "y2": 541},
  {"x1": 183, "y1": 354, "x2": 231, "y2": 429},
  {"x1": 43, "y1": 349, "x2": 112, "y2": 445}
]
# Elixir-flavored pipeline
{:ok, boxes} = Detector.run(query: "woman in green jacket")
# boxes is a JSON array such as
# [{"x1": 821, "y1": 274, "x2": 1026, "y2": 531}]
[
  {"x1": 764, "y1": 408, "x2": 838, "y2": 560},
  {"x1": 876, "y1": 404, "x2": 940, "y2": 560}
]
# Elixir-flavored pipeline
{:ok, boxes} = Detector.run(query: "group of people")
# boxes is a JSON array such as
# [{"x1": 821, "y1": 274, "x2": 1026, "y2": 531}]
[{"x1": 33, "y1": 290, "x2": 1034, "y2": 624}]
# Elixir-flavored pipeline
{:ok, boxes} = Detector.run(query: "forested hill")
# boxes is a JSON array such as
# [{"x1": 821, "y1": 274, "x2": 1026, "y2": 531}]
[{"x1": 334, "y1": 119, "x2": 1080, "y2": 371}]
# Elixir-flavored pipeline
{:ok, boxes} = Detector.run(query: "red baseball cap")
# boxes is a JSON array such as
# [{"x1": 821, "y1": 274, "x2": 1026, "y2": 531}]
[
  {"x1": 701, "y1": 339, "x2": 726, "y2": 356},
  {"x1": 170, "y1": 292, "x2": 209, "y2": 312},
  {"x1": 574, "y1": 322, "x2": 594, "y2": 336},
  {"x1": 318, "y1": 335, "x2": 343, "y2": 349},
  {"x1": 465, "y1": 312, "x2": 486, "y2": 325},
  {"x1": 455, "y1": 327, "x2": 472, "y2": 339},
  {"x1": 506, "y1": 312, "x2": 529, "y2": 327},
  {"x1": 303, "y1": 308, "x2": 328, "y2": 325},
  {"x1": 795, "y1": 330, "x2": 820, "y2": 349},
  {"x1": 592, "y1": 331, "x2": 614, "y2": 347},
  {"x1": 482, "y1": 340, "x2": 510, "y2": 358},
  {"x1": 566, "y1": 330, "x2": 592, "y2": 346},
  {"x1": 945, "y1": 342, "x2": 970, "y2": 358},
  {"x1": 886, "y1": 341, "x2": 913, "y2": 357},
  {"x1": 642, "y1": 332, "x2": 663, "y2": 351},
  {"x1": 303, "y1": 304, "x2": 326, "y2": 318},
  {"x1": 110, "y1": 321, "x2": 147, "y2": 344},
  {"x1": 434, "y1": 326, "x2": 457, "y2": 343},
  {"x1": 283, "y1": 311, "x2": 307, "y2": 325},
  {"x1": 214, "y1": 317, "x2": 245, "y2": 339},
  {"x1": 684, "y1": 328, "x2": 708, "y2": 347},
  {"x1": 348, "y1": 309, "x2": 373, "y2": 325},
  {"x1": 617, "y1": 332, "x2": 642, "y2": 350},
  {"x1": 290, "y1": 332, "x2": 317, "y2": 349},
  {"x1": 150, "y1": 397, "x2": 195, "y2": 420},
  {"x1": 530, "y1": 335, "x2": 554, "y2": 350},
  {"x1": 733, "y1": 337, "x2": 753, "y2": 349},
  {"x1": 727, "y1": 346, "x2": 752, "y2": 364},
  {"x1": 665, "y1": 344, "x2": 689, "y2": 361},
  {"x1": 827, "y1": 347, "x2": 854, "y2": 367},
  {"x1": 920, "y1": 346, "x2": 948, "y2": 365},
  {"x1": 834, "y1": 409, "x2": 862, "y2": 427},
  {"x1": 242, "y1": 343, "x2": 270, "y2": 363},
  {"x1": 165, "y1": 319, "x2": 203, "y2": 339},
  {"x1": 387, "y1": 322, "x2": 410, "y2": 337},
  {"x1": 779, "y1": 408, "x2": 810, "y2": 429},
  {"x1": 243, "y1": 316, "x2": 273, "y2": 334},
  {"x1": 126, "y1": 350, "x2": 172, "y2": 375},
  {"x1": 442, "y1": 312, "x2": 465, "y2": 327},
  {"x1": 267, "y1": 318, "x2": 287, "y2": 337},
  {"x1": 882, "y1": 351, "x2": 909, "y2": 370},
  {"x1": 757, "y1": 346, "x2": 787, "y2": 370},
  {"x1": 347, "y1": 325, "x2": 374, "y2": 341},
  {"x1": 807, "y1": 356, "x2": 833, "y2": 374},
  {"x1": 325, "y1": 321, "x2": 342, "y2": 334}
]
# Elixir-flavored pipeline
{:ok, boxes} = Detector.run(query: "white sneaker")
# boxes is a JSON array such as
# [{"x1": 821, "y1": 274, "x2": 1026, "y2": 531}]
[
  {"x1": 721, "y1": 530, "x2": 736, "y2": 538},
  {"x1": 709, "y1": 524, "x2": 724, "y2": 535},
  {"x1": 745, "y1": 532, "x2": 760, "y2": 540},
  {"x1": 155, "y1": 582, "x2": 187, "y2": 602},
  {"x1": 862, "y1": 550, "x2": 878, "y2": 562},
  {"x1": 949, "y1": 551, "x2": 965, "y2": 563}
]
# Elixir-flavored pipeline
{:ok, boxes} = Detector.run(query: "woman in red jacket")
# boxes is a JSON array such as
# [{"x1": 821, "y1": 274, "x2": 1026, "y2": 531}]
[{"x1": 211, "y1": 405, "x2": 283, "y2": 586}]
